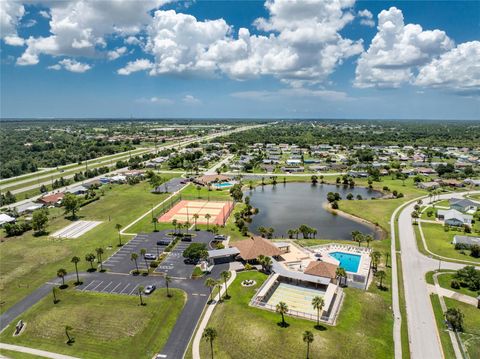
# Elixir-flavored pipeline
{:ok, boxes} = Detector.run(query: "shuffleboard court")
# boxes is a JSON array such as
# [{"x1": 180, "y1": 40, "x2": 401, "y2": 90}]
[
  {"x1": 51, "y1": 220, "x2": 102, "y2": 238},
  {"x1": 266, "y1": 283, "x2": 326, "y2": 316},
  {"x1": 158, "y1": 200, "x2": 233, "y2": 226}
]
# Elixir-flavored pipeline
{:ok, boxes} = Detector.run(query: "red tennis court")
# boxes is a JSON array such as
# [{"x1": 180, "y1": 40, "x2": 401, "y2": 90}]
[{"x1": 158, "y1": 200, "x2": 234, "y2": 226}]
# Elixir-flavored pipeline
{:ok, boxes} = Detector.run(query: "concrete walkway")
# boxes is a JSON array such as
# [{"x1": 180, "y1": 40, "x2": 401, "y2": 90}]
[
  {"x1": 192, "y1": 270, "x2": 237, "y2": 359},
  {"x1": 0, "y1": 343, "x2": 80, "y2": 359},
  {"x1": 426, "y1": 284, "x2": 478, "y2": 307}
]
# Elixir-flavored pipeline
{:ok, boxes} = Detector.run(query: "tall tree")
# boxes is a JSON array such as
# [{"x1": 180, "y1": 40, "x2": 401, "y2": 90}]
[
  {"x1": 276, "y1": 301, "x2": 289, "y2": 327},
  {"x1": 376, "y1": 270, "x2": 386, "y2": 289},
  {"x1": 85, "y1": 253, "x2": 96, "y2": 270},
  {"x1": 221, "y1": 271, "x2": 231, "y2": 298},
  {"x1": 303, "y1": 331, "x2": 314, "y2": 359},
  {"x1": 140, "y1": 248, "x2": 149, "y2": 271},
  {"x1": 95, "y1": 247, "x2": 104, "y2": 272},
  {"x1": 32, "y1": 209, "x2": 49, "y2": 234},
  {"x1": 193, "y1": 213, "x2": 199, "y2": 231},
  {"x1": 203, "y1": 327, "x2": 218, "y2": 359},
  {"x1": 71, "y1": 256, "x2": 80, "y2": 284},
  {"x1": 130, "y1": 253, "x2": 139, "y2": 273},
  {"x1": 165, "y1": 275, "x2": 172, "y2": 297},
  {"x1": 205, "y1": 213, "x2": 211, "y2": 230},
  {"x1": 63, "y1": 193, "x2": 80, "y2": 219},
  {"x1": 311, "y1": 296, "x2": 325, "y2": 327},
  {"x1": 205, "y1": 277, "x2": 216, "y2": 302},
  {"x1": 65, "y1": 326, "x2": 74, "y2": 344},
  {"x1": 137, "y1": 286, "x2": 145, "y2": 306},
  {"x1": 115, "y1": 223, "x2": 123, "y2": 246},
  {"x1": 57, "y1": 268, "x2": 67, "y2": 287}
]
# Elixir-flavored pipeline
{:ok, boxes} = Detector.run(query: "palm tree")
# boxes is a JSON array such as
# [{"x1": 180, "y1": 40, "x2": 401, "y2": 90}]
[
  {"x1": 376, "y1": 270, "x2": 386, "y2": 289},
  {"x1": 130, "y1": 253, "x2": 139, "y2": 273},
  {"x1": 193, "y1": 213, "x2": 199, "y2": 230},
  {"x1": 303, "y1": 331, "x2": 314, "y2": 359},
  {"x1": 57, "y1": 268, "x2": 67, "y2": 287},
  {"x1": 276, "y1": 301, "x2": 289, "y2": 327},
  {"x1": 221, "y1": 271, "x2": 231, "y2": 298},
  {"x1": 140, "y1": 248, "x2": 148, "y2": 271},
  {"x1": 205, "y1": 213, "x2": 211, "y2": 230},
  {"x1": 96, "y1": 247, "x2": 104, "y2": 272},
  {"x1": 371, "y1": 251, "x2": 381, "y2": 271},
  {"x1": 216, "y1": 279, "x2": 222, "y2": 302},
  {"x1": 52, "y1": 287, "x2": 58, "y2": 304},
  {"x1": 203, "y1": 327, "x2": 217, "y2": 359},
  {"x1": 85, "y1": 253, "x2": 96, "y2": 270},
  {"x1": 137, "y1": 285, "x2": 145, "y2": 305},
  {"x1": 71, "y1": 256, "x2": 80, "y2": 284},
  {"x1": 172, "y1": 219, "x2": 178, "y2": 234},
  {"x1": 311, "y1": 175, "x2": 318, "y2": 184},
  {"x1": 152, "y1": 217, "x2": 158, "y2": 231},
  {"x1": 335, "y1": 267, "x2": 347, "y2": 286},
  {"x1": 165, "y1": 275, "x2": 172, "y2": 297},
  {"x1": 205, "y1": 277, "x2": 216, "y2": 302},
  {"x1": 65, "y1": 325, "x2": 74, "y2": 344},
  {"x1": 365, "y1": 234, "x2": 373, "y2": 248},
  {"x1": 384, "y1": 251, "x2": 390, "y2": 267},
  {"x1": 115, "y1": 223, "x2": 123, "y2": 246},
  {"x1": 262, "y1": 256, "x2": 272, "y2": 273},
  {"x1": 311, "y1": 296, "x2": 325, "y2": 327}
]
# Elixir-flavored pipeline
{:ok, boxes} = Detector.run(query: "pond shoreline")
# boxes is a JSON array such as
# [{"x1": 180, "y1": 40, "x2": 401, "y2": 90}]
[{"x1": 322, "y1": 202, "x2": 387, "y2": 240}]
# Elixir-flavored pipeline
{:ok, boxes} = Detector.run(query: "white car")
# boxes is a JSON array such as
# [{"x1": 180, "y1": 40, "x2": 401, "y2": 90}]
[
  {"x1": 144, "y1": 253, "x2": 156, "y2": 260},
  {"x1": 144, "y1": 285, "x2": 156, "y2": 295}
]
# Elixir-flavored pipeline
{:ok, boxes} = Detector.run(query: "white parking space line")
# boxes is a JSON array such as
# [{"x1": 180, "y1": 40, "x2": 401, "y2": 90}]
[
  {"x1": 120, "y1": 283, "x2": 131, "y2": 294},
  {"x1": 92, "y1": 281, "x2": 105, "y2": 290},
  {"x1": 102, "y1": 281, "x2": 114, "y2": 292},
  {"x1": 129, "y1": 284, "x2": 139, "y2": 295},
  {"x1": 110, "y1": 283, "x2": 122, "y2": 293},
  {"x1": 82, "y1": 280, "x2": 99, "y2": 291}
]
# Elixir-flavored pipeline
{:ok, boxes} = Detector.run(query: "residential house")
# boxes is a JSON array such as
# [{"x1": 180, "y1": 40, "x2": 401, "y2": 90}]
[
  {"x1": 449, "y1": 198, "x2": 478, "y2": 213},
  {"x1": 417, "y1": 181, "x2": 440, "y2": 190},
  {"x1": 452, "y1": 235, "x2": 480, "y2": 248},
  {"x1": 38, "y1": 192, "x2": 65, "y2": 206},
  {"x1": 437, "y1": 209, "x2": 472, "y2": 226},
  {"x1": 0, "y1": 214, "x2": 16, "y2": 226}
]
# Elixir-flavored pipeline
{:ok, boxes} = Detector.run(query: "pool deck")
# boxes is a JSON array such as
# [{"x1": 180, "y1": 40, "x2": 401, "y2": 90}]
[{"x1": 309, "y1": 244, "x2": 371, "y2": 277}]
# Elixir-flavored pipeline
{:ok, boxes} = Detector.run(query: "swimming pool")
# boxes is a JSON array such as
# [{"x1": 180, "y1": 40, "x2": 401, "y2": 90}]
[
  {"x1": 328, "y1": 252, "x2": 361, "y2": 273},
  {"x1": 214, "y1": 182, "x2": 233, "y2": 188}
]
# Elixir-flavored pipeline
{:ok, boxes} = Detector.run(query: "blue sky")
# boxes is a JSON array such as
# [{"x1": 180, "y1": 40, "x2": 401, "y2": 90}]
[{"x1": 1, "y1": 0, "x2": 479, "y2": 119}]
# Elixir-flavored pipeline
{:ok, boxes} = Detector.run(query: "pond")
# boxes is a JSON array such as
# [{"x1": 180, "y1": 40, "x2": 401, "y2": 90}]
[{"x1": 246, "y1": 182, "x2": 382, "y2": 240}]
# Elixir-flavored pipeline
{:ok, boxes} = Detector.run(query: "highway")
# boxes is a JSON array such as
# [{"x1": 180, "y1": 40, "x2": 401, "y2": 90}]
[{"x1": 1, "y1": 124, "x2": 267, "y2": 209}]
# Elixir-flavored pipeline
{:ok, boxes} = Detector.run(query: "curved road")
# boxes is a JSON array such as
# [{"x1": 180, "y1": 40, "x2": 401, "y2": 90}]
[{"x1": 398, "y1": 191, "x2": 480, "y2": 359}]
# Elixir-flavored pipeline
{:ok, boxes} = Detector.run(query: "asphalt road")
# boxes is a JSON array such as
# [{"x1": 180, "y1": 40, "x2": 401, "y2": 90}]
[{"x1": 398, "y1": 191, "x2": 479, "y2": 359}]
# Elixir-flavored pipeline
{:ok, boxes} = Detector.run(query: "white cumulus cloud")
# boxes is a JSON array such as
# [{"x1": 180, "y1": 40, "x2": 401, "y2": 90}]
[
  {"x1": 358, "y1": 9, "x2": 374, "y2": 27},
  {"x1": 48, "y1": 58, "x2": 92, "y2": 73},
  {"x1": 117, "y1": 58, "x2": 154, "y2": 75},
  {"x1": 107, "y1": 46, "x2": 127, "y2": 61},
  {"x1": 1, "y1": 0, "x2": 25, "y2": 39},
  {"x1": 182, "y1": 95, "x2": 201, "y2": 105},
  {"x1": 415, "y1": 41, "x2": 480, "y2": 93},
  {"x1": 354, "y1": 7, "x2": 454, "y2": 88}
]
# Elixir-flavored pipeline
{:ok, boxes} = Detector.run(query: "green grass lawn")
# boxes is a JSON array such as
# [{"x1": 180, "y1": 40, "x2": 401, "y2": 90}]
[
  {"x1": 0, "y1": 349, "x2": 40, "y2": 359},
  {"x1": 198, "y1": 271, "x2": 393, "y2": 359},
  {"x1": 0, "y1": 180, "x2": 177, "y2": 314},
  {"x1": 435, "y1": 272, "x2": 480, "y2": 297},
  {"x1": 418, "y1": 223, "x2": 480, "y2": 263},
  {"x1": 430, "y1": 294, "x2": 456, "y2": 359},
  {"x1": 0, "y1": 288, "x2": 185, "y2": 359},
  {"x1": 443, "y1": 297, "x2": 480, "y2": 359}
]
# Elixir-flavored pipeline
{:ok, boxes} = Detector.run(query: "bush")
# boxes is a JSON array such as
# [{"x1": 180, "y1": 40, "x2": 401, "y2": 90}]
[
  {"x1": 183, "y1": 243, "x2": 208, "y2": 262},
  {"x1": 450, "y1": 280, "x2": 460, "y2": 289},
  {"x1": 470, "y1": 244, "x2": 480, "y2": 258},
  {"x1": 4, "y1": 221, "x2": 32, "y2": 237},
  {"x1": 244, "y1": 263, "x2": 253, "y2": 271}
]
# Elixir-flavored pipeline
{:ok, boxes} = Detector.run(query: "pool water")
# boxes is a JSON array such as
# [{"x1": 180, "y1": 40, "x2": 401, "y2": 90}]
[
  {"x1": 328, "y1": 252, "x2": 361, "y2": 273},
  {"x1": 214, "y1": 182, "x2": 233, "y2": 188}
]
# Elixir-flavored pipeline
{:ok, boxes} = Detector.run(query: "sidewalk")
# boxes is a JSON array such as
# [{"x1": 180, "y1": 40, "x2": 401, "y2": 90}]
[
  {"x1": 0, "y1": 343, "x2": 80, "y2": 359},
  {"x1": 426, "y1": 283, "x2": 478, "y2": 306},
  {"x1": 192, "y1": 270, "x2": 237, "y2": 359}
]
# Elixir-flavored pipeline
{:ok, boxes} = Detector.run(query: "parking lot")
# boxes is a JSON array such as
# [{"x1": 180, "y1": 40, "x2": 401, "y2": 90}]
[{"x1": 102, "y1": 230, "x2": 217, "y2": 278}]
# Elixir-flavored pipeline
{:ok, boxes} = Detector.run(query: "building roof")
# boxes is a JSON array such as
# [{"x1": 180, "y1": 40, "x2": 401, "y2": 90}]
[
  {"x1": 271, "y1": 260, "x2": 331, "y2": 286},
  {"x1": 15, "y1": 201, "x2": 44, "y2": 213},
  {"x1": 207, "y1": 247, "x2": 240, "y2": 258},
  {"x1": 304, "y1": 261, "x2": 338, "y2": 279},
  {"x1": 195, "y1": 174, "x2": 231, "y2": 185},
  {"x1": 449, "y1": 198, "x2": 478, "y2": 209},
  {"x1": 453, "y1": 235, "x2": 480, "y2": 246},
  {"x1": 231, "y1": 236, "x2": 282, "y2": 261},
  {"x1": 38, "y1": 192, "x2": 65, "y2": 204},
  {"x1": 438, "y1": 209, "x2": 472, "y2": 223},
  {"x1": 0, "y1": 214, "x2": 16, "y2": 225}
]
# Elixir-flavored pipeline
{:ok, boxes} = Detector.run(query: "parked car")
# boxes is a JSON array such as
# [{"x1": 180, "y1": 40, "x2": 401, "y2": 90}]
[
  {"x1": 214, "y1": 235, "x2": 226, "y2": 241},
  {"x1": 144, "y1": 253, "x2": 156, "y2": 260},
  {"x1": 157, "y1": 239, "x2": 172, "y2": 246},
  {"x1": 181, "y1": 234, "x2": 193, "y2": 242},
  {"x1": 184, "y1": 258, "x2": 198, "y2": 265},
  {"x1": 144, "y1": 285, "x2": 156, "y2": 295}
]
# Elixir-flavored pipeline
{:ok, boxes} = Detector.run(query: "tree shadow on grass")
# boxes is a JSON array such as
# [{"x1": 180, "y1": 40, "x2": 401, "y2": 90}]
[
  {"x1": 86, "y1": 268, "x2": 97, "y2": 273},
  {"x1": 314, "y1": 324, "x2": 327, "y2": 331},
  {"x1": 277, "y1": 322, "x2": 290, "y2": 328},
  {"x1": 377, "y1": 285, "x2": 389, "y2": 292},
  {"x1": 66, "y1": 338, "x2": 75, "y2": 346},
  {"x1": 73, "y1": 281, "x2": 83, "y2": 286},
  {"x1": 59, "y1": 284, "x2": 69, "y2": 290},
  {"x1": 53, "y1": 299, "x2": 60, "y2": 304}
]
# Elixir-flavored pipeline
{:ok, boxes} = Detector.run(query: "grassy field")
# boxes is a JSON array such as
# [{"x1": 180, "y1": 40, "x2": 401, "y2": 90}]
[
  {"x1": 0, "y1": 288, "x2": 185, "y2": 359},
  {"x1": 432, "y1": 272, "x2": 480, "y2": 297},
  {"x1": 430, "y1": 294, "x2": 456, "y2": 359},
  {"x1": 444, "y1": 297, "x2": 480, "y2": 359},
  {"x1": 0, "y1": 349, "x2": 39, "y2": 359},
  {"x1": 197, "y1": 271, "x2": 393, "y2": 359},
  {"x1": 0, "y1": 180, "x2": 178, "y2": 314},
  {"x1": 418, "y1": 223, "x2": 480, "y2": 263}
]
